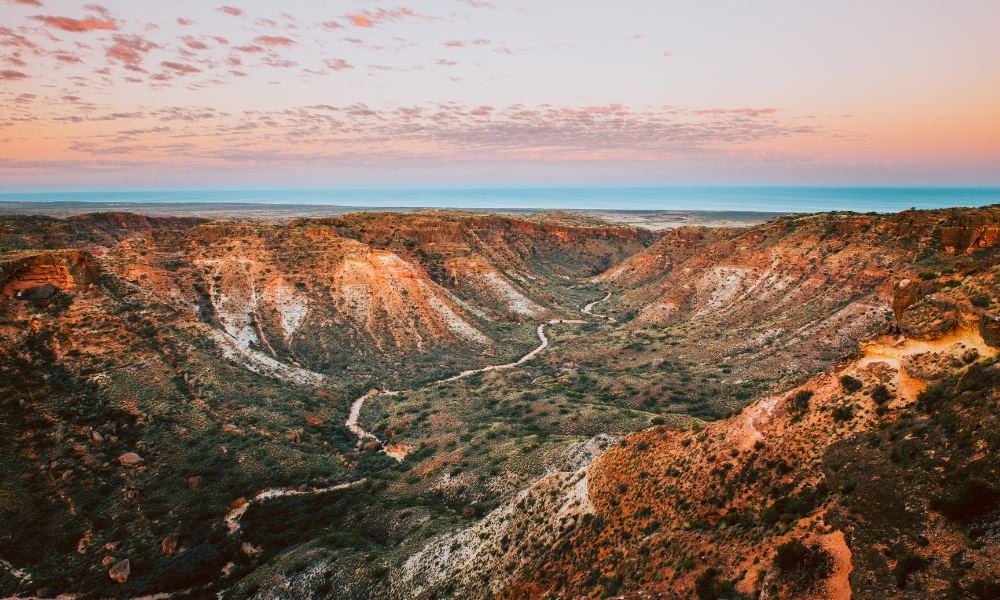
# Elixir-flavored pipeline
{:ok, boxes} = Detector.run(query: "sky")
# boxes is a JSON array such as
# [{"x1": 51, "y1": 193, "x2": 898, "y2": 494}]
[{"x1": 1, "y1": 0, "x2": 999, "y2": 190}]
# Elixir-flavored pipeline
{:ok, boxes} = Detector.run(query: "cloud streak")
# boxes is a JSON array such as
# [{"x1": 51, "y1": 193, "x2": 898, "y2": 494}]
[
  {"x1": 345, "y1": 8, "x2": 422, "y2": 28},
  {"x1": 29, "y1": 6, "x2": 117, "y2": 32},
  {"x1": 105, "y1": 34, "x2": 159, "y2": 70},
  {"x1": 2, "y1": 101, "x2": 827, "y2": 170}
]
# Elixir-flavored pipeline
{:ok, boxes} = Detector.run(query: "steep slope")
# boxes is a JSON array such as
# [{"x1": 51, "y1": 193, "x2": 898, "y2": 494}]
[
  {"x1": 586, "y1": 208, "x2": 1000, "y2": 400},
  {"x1": 492, "y1": 238, "x2": 1000, "y2": 599},
  {"x1": 0, "y1": 210, "x2": 651, "y2": 598}
]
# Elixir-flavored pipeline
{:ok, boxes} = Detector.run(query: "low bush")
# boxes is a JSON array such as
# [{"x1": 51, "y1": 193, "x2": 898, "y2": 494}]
[
  {"x1": 839, "y1": 375, "x2": 863, "y2": 394},
  {"x1": 870, "y1": 384, "x2": 892, "y2": 405},
  {"x1": 929, "y1": 479, "x2": 1000, "y2": 522},
  {"x1": 893, "y1": 553, "x2": 925, "y2": 589},
  {"x1": 793, "y1": 390, "x2": 814, "y2": 412},
  {"x1": 831, "y1": 404, "x2": 854, "y2": 422},
  {"x1": 774, "y1": 538, "x2": 833, "y2": 589},
  {"x1": 967, "y1": 578, "x2": 1000, "y2": 599}
]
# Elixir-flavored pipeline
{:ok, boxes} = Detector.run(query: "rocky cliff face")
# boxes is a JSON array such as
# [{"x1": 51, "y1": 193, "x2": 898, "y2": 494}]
[{"x1": 0, "y1": 250, "x2": 100, "y2": 296}]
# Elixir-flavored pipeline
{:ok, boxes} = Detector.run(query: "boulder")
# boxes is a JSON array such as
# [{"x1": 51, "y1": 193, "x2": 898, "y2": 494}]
[
  {"x1": 19, "y1": 283, "x2": 58, "y2": 301},
  {"x1": 104, "y1": 541, "x2": 121, "y2": 551},
  {"x1": 117, "y1": 452, "x2": 144, "y2": 467},
  {"x1": 187, "y1": 475, "x2": 203, "y2": 491},
  {"x1": 898, "y1": 300, "x2": 957, "y2": 339},
  {"x1": 363, "y1": 440, "x2": 381, "y2": 452},
  {"x1": 102, "y1": 556, "x2": 116, "y2": 567},
  {"x1": 108, "y1": 558, "x2": 129, "y2": 583},
  {"x1": 161, "y1": 533, "x2": 178, "y2": 555}
]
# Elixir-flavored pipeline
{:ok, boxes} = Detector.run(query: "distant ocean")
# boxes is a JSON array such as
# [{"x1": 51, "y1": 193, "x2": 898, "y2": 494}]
[{"x1": 1, "y1": 187, "x2": 998, "y2": 213}]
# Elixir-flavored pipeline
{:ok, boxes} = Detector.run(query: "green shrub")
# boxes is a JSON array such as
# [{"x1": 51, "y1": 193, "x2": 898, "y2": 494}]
[
  {"x1": 774, "y1": 538, "x2": 832, "y2": 589},
  {"x1": 832, "y1": 404, "x2": 854, "y2": 422},
  {"x1": 929, "y1": 480, "x2": 1000, "y2": 522},
  {"x1": 694, "y1": 567, "x2": 720, "y2": 600},
  {"x1": 967, "y1": 578, "x2": 1000, "y2": 599},
  {"x1": 893, "y1": 553, "x2": 925, "y2": 589},
  {"x1": 793, "y1": 390, "x2": 814, "y2": 412},
  {"x1": 839, "y1": 375, "x2": 863, "y2": 394},
  {"x1": 871, "y1": 384, "x2": 892, "y2": 405}
]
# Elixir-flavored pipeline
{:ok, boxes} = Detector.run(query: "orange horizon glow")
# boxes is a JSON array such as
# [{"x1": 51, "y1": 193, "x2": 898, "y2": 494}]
[{"x1": 1, "y1": 1, "x2": 998, "y2": 188}]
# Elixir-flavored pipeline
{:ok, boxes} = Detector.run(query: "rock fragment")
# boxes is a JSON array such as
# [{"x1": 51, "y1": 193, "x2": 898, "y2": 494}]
[
  {"x1": 108, "y1": 558, "x2": 129, "y2": 583},
  {"x1": 117, "y1": 452, "x2": 144, "y2": 467}
]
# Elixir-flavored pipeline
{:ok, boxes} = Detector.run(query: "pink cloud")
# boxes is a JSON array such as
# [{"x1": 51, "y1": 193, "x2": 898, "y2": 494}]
[
  {"x1": 181, "y1": 36, "x2": 209, "y2": 50},
  {"x1": 694, "y1": 108, "x2": 778, "y2": 117},
  {"x1": 12, "y1": 0, "x2": 44, "y2": 5},
  {"x1": 160, "y1": 61, "x2": 201, "y2": 74},
  {"x1": 436, "y1": 59, "x2": 457, "y2": 66},
  {"x1": 0, "y1": 69, "x2": 29, "y2": 79},
  {"x1": 321, "y1": 21, "x2": 344, "y2": 29},
  {"x1": 459, "y1": 0, "x2": 495, "y2": 8},
  {"x1": 217, "y1": 6, "x2": 243, "y2": 17},
  {"x1": 262, "y1": 57, "x2": 296, "y2": 68},
  {"x1": 346, "y1": 8, "x2": 419, "y2": 28},
  {"x1": 53, "y1": 50, "x2": 83, "y2": 63},
  {"x1": 177, "y1": 18, "x2": 194, "y2": 26},
  {"x1": 324, "y1": 58, "x2": 353, "y2": 71},
  {"x1": 347, "y1": 13, "x2": 374, "y2": 27},
  {"x1": 233, "y1": 44, "x2": 264, "y2": 53},
  {"x1": 0, "y1": 26, "x2": 38, "y2": 49},
  {"x1": 30, "y1": 11, "x2": 118, "y2": 32},
  {"x1": 445, "y1": 40, "x2": 464, "y2": 48},
  {"x1": 105, "y1": 34, "x2": 159, "y2": 69},
  {"x1": 254, "y1": 35, "x2": 295, "y2": 46},
  {"x1": 213, "y1": 37, "x2": 229, "y2": 45}
]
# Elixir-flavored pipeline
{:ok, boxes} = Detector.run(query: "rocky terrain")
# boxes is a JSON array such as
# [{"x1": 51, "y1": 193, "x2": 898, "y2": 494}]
[{"x1": 2, "y1": 206, "x2": 1000, "y2": 599}]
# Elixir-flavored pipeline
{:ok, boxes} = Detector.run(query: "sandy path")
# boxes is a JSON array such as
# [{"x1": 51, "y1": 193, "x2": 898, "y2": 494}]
[
  {"x1": 820, "y1": 530, "x2": 853, "y2": 600},
  {"x1": 582, "y1": 291, "x2": 616, "y2": 322},
  {"x1": 346, "y1": 318, "x2": 588, "y2": 459},
  {"x1": 225, "y1": 298, "x2": 609, "y2": 538},
  {"x1": 224, "y1": 479, "x2": 364, "y2": 534}
]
